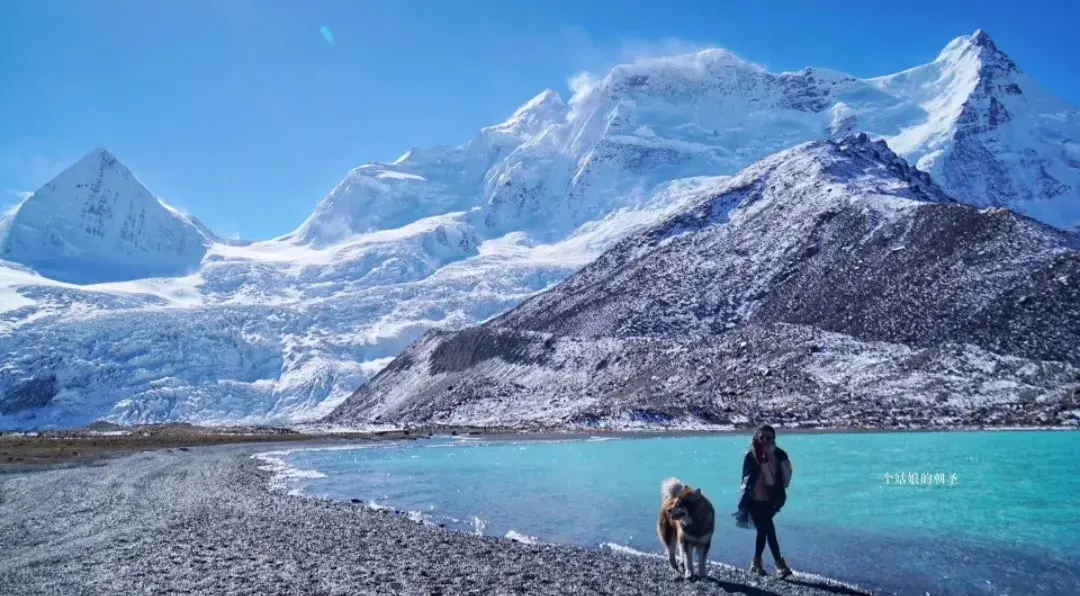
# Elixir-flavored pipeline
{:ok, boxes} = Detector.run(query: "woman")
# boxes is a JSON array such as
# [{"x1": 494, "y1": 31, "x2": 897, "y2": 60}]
[{"x1": 735, "y1": 424, "x2": 793, "y2": 578}]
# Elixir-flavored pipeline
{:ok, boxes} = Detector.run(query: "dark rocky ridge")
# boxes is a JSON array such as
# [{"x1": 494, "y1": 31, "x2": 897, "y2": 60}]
[
  {"x1": 331, "y1": 324, "x2": 1080, "y2": 429},
  {"x1": 327, "y1": 136, "x2": 1080, "y2": 429}
]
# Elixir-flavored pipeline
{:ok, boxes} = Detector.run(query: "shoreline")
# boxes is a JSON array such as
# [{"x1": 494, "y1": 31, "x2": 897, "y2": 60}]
[
  {"x1": 0, "y1": 443, "x2": 872, "y2": 596},
  {"x1": 3, "y1": 422, "x2": 1074, "y2": 473},
  {"x1": 0, "y1": 423, "x2": 420, "y2": 473},
  {"x1": 422, "y1": 424, "x2": 1079, "y2": 440}
]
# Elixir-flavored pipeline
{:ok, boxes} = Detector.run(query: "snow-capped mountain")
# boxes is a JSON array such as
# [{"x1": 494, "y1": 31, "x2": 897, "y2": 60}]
[
  {"x1": 874, "y1": 31, "x2": 1080, "y2": 230},
  {"x1": 0, "y1": 148, "x2": 211, "y2": 284},
  {"x1": 467, "y1": 28, "x2": 1080, "y2": 235},
  {"x1": 2, "y1": 30, "x2": 1080, "y2": 430},
  {"x1": 326, "y1": 136, "x2": 1080, "y2": 429}
]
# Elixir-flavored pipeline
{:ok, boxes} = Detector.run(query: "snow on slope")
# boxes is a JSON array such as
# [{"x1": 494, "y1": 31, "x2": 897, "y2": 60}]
[
  {"x1": 327, "y1": 136, "x2": 1080, "y2": 429},
  {"x1": 289, "y1": 89, "x2": 570, "y2": 246},
  {"x1": 0, "y1": 175, "x2": 699, "y2": 429},
  {"x1": 2, "y1": 30, "x2": 1080, "y2": 429},
  {"x1": 0, "y1": 149, "x2": 210, "y2": 284}
]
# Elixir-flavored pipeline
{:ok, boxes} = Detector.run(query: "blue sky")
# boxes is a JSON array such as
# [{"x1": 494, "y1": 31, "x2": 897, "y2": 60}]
[{"x1": 2, "y1": 0, "x2": 1078, "y2": 240}]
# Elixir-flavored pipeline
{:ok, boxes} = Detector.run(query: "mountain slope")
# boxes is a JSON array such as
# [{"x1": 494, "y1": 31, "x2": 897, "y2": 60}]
[
  {"x1": 3, "y1": 30, "x2": 1080, "y2": 430},
  {"x1": 0, "y1": 149, "x2": 210, "y2": 284},
  {"x1": 497, "y1": 136, "x2": 1079, "y2": 363},
  {"x1": 325, "y1": 136, "x2": 1080, "y2": 429}
]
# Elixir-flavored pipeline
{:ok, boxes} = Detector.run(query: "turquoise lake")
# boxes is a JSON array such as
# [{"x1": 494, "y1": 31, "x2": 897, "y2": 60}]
[{"x1": 279, "y1": 431, "x2": 1080, "y2": 596}]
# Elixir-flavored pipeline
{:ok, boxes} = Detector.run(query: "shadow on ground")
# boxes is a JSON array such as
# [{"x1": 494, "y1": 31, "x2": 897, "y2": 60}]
[
  {"x1": 675, "y1": 575, "x2": 871, "y2": 596},
  {"x1": 784, "y1": 577, "x2": 870, "y2": 596},
  {"x1": 696, "y1": 576, "x2": 782, "y2": 596}
]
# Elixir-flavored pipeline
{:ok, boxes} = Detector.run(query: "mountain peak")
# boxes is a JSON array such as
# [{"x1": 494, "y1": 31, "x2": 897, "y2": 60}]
[
  {"x1": 730, "y1": 134, "x2": 956, "y2": 211},
  {"x1": 0, "y1": 148, "x2": 210, "y2": 283},
  {"x1": 936, "y1": 29, "x2": 1018, "y2": 73},
  {"x1": 970, "y1": 29, "x2": 993, "y2": 48},
  {"x1": 69, "y1": 147, "x2": 128, "y2": 178},
  {"x1": 86, "y1": 146, "x2": 116, "y2": 159},
  {"x1": 519, "y1": 89, "x2": 564, "y2": 112},
  {"x1": 968, "y1": 29, "x2": 1018, "y2": 71},
  {"x1": 605, "y1": 47, "x2": 765, "y2": 88},
  {"x1": 485, "y1": 89, "x2": 567, "y2": 137}
]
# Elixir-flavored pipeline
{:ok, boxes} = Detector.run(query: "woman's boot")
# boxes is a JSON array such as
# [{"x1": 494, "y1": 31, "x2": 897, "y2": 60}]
[
  {"x1": 749, "y1": 556, "x2": 765, "y2": 576},
  {"x1": 774, "y1": 557, "x2": 792, "y2": 579}
]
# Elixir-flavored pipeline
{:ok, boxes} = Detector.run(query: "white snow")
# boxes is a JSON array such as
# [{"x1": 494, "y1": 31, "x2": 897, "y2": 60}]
[
  {"x1": 2, "y1": 30, "x2": 1079, "y2": 430},
  {"x1": 252, "y1": 450, "x2": 328, "y2": 493},
  {"x1": 376, "y1": 171, "x2": 426, "y2": 181},
  {"x1": 504, "y1": 530, "x2": 542, "y2": 545},
  {"x1": 0, "y1": 265, "x2": 37, "y2": 314},
  {"x1": 0, "y1": 148, "x2": 210, "y2": 284}
]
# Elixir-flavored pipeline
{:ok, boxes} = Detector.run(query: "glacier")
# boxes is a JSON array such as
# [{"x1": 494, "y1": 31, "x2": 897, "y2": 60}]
[{"x1": 2, "y1": 29, "x2": 1079, "y2": 430}]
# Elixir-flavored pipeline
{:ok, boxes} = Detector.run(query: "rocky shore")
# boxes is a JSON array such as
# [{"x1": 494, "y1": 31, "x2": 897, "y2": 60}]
[{"x1": 0, "y1": 443, "x2": 871, "y2": 596}]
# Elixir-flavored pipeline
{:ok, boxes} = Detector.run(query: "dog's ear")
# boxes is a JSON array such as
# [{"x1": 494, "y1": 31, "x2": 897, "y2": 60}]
[{"x1": 694, "y1": 488, "x2": 701, "y2": 496}]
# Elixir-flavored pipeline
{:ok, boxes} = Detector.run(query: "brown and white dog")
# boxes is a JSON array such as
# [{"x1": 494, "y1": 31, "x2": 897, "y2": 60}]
[{"x1": 657, "y1": 477, "x2": 715, "y2": 580}]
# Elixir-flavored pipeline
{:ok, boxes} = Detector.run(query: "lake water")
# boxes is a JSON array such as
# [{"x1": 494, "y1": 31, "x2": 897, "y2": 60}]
[{"x1": 273, "y1": 431, "x2": 1080, "y2": 596}]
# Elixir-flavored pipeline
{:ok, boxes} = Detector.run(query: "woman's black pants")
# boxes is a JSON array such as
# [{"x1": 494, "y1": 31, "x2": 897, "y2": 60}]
[{"x1": 747, "y1": 500, "x2": 782, "y2": 560}]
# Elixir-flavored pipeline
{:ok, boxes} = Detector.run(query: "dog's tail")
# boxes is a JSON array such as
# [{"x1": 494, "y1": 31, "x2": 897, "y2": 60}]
[{"x1": 661, "y1": 477, "x2": 685, "y2": 501}]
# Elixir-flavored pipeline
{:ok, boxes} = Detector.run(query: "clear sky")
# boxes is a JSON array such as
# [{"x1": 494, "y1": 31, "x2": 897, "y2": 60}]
[{"x1": 2, "y1": 0, "x2": 1078, "y2": 240}]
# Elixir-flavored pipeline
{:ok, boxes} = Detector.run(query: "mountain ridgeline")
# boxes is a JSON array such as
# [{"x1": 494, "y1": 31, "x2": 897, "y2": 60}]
[
  {"x1": 326, "y1": 136, "x2": 1080, "y2": 429},
  {"x1": 3, "y1": 30, "x2": 1080, "y2": 430}
]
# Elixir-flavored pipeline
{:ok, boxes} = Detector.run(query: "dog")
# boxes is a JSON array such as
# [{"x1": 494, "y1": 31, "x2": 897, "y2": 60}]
[{"x1": 657, "y1": 477, "x2": 715, "y2": 580}]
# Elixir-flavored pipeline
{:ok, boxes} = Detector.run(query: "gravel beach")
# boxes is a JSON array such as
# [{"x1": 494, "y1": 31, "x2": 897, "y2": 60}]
[{"x1": 0, "y1": 444, "x2": 870, "y2": 596}]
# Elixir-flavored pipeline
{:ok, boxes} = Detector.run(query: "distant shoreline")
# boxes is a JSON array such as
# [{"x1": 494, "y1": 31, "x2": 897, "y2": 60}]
[
  {"x1": 447, "y1": 424, "x2": 1079, "y2": 441},
  {"x1": 3, "y1": 421, "x2": 1074, "y2": 473},
  {"x1": 0, "y1": 424, "x2": 412, "y2": 473}
]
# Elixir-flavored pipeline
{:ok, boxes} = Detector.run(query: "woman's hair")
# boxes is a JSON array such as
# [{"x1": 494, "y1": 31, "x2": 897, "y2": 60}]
[{"x1": 747, "y1": 424, "x2": 777, "y2": 453}]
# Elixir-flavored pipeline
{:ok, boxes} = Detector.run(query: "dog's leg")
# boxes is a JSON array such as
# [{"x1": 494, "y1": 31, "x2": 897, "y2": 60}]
[
  {"x1": 678, "y1": 540, "x2": 693, "y2": 579},
  {"x1": 662, "y1": 539, "x2": 679, "y2": 573},
  {"x1": 696, "y1": 541, "x2": 710, "y2": 579},
  {"x1": 659, "y1": 518, "x2": 679, "y2": 574}
]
